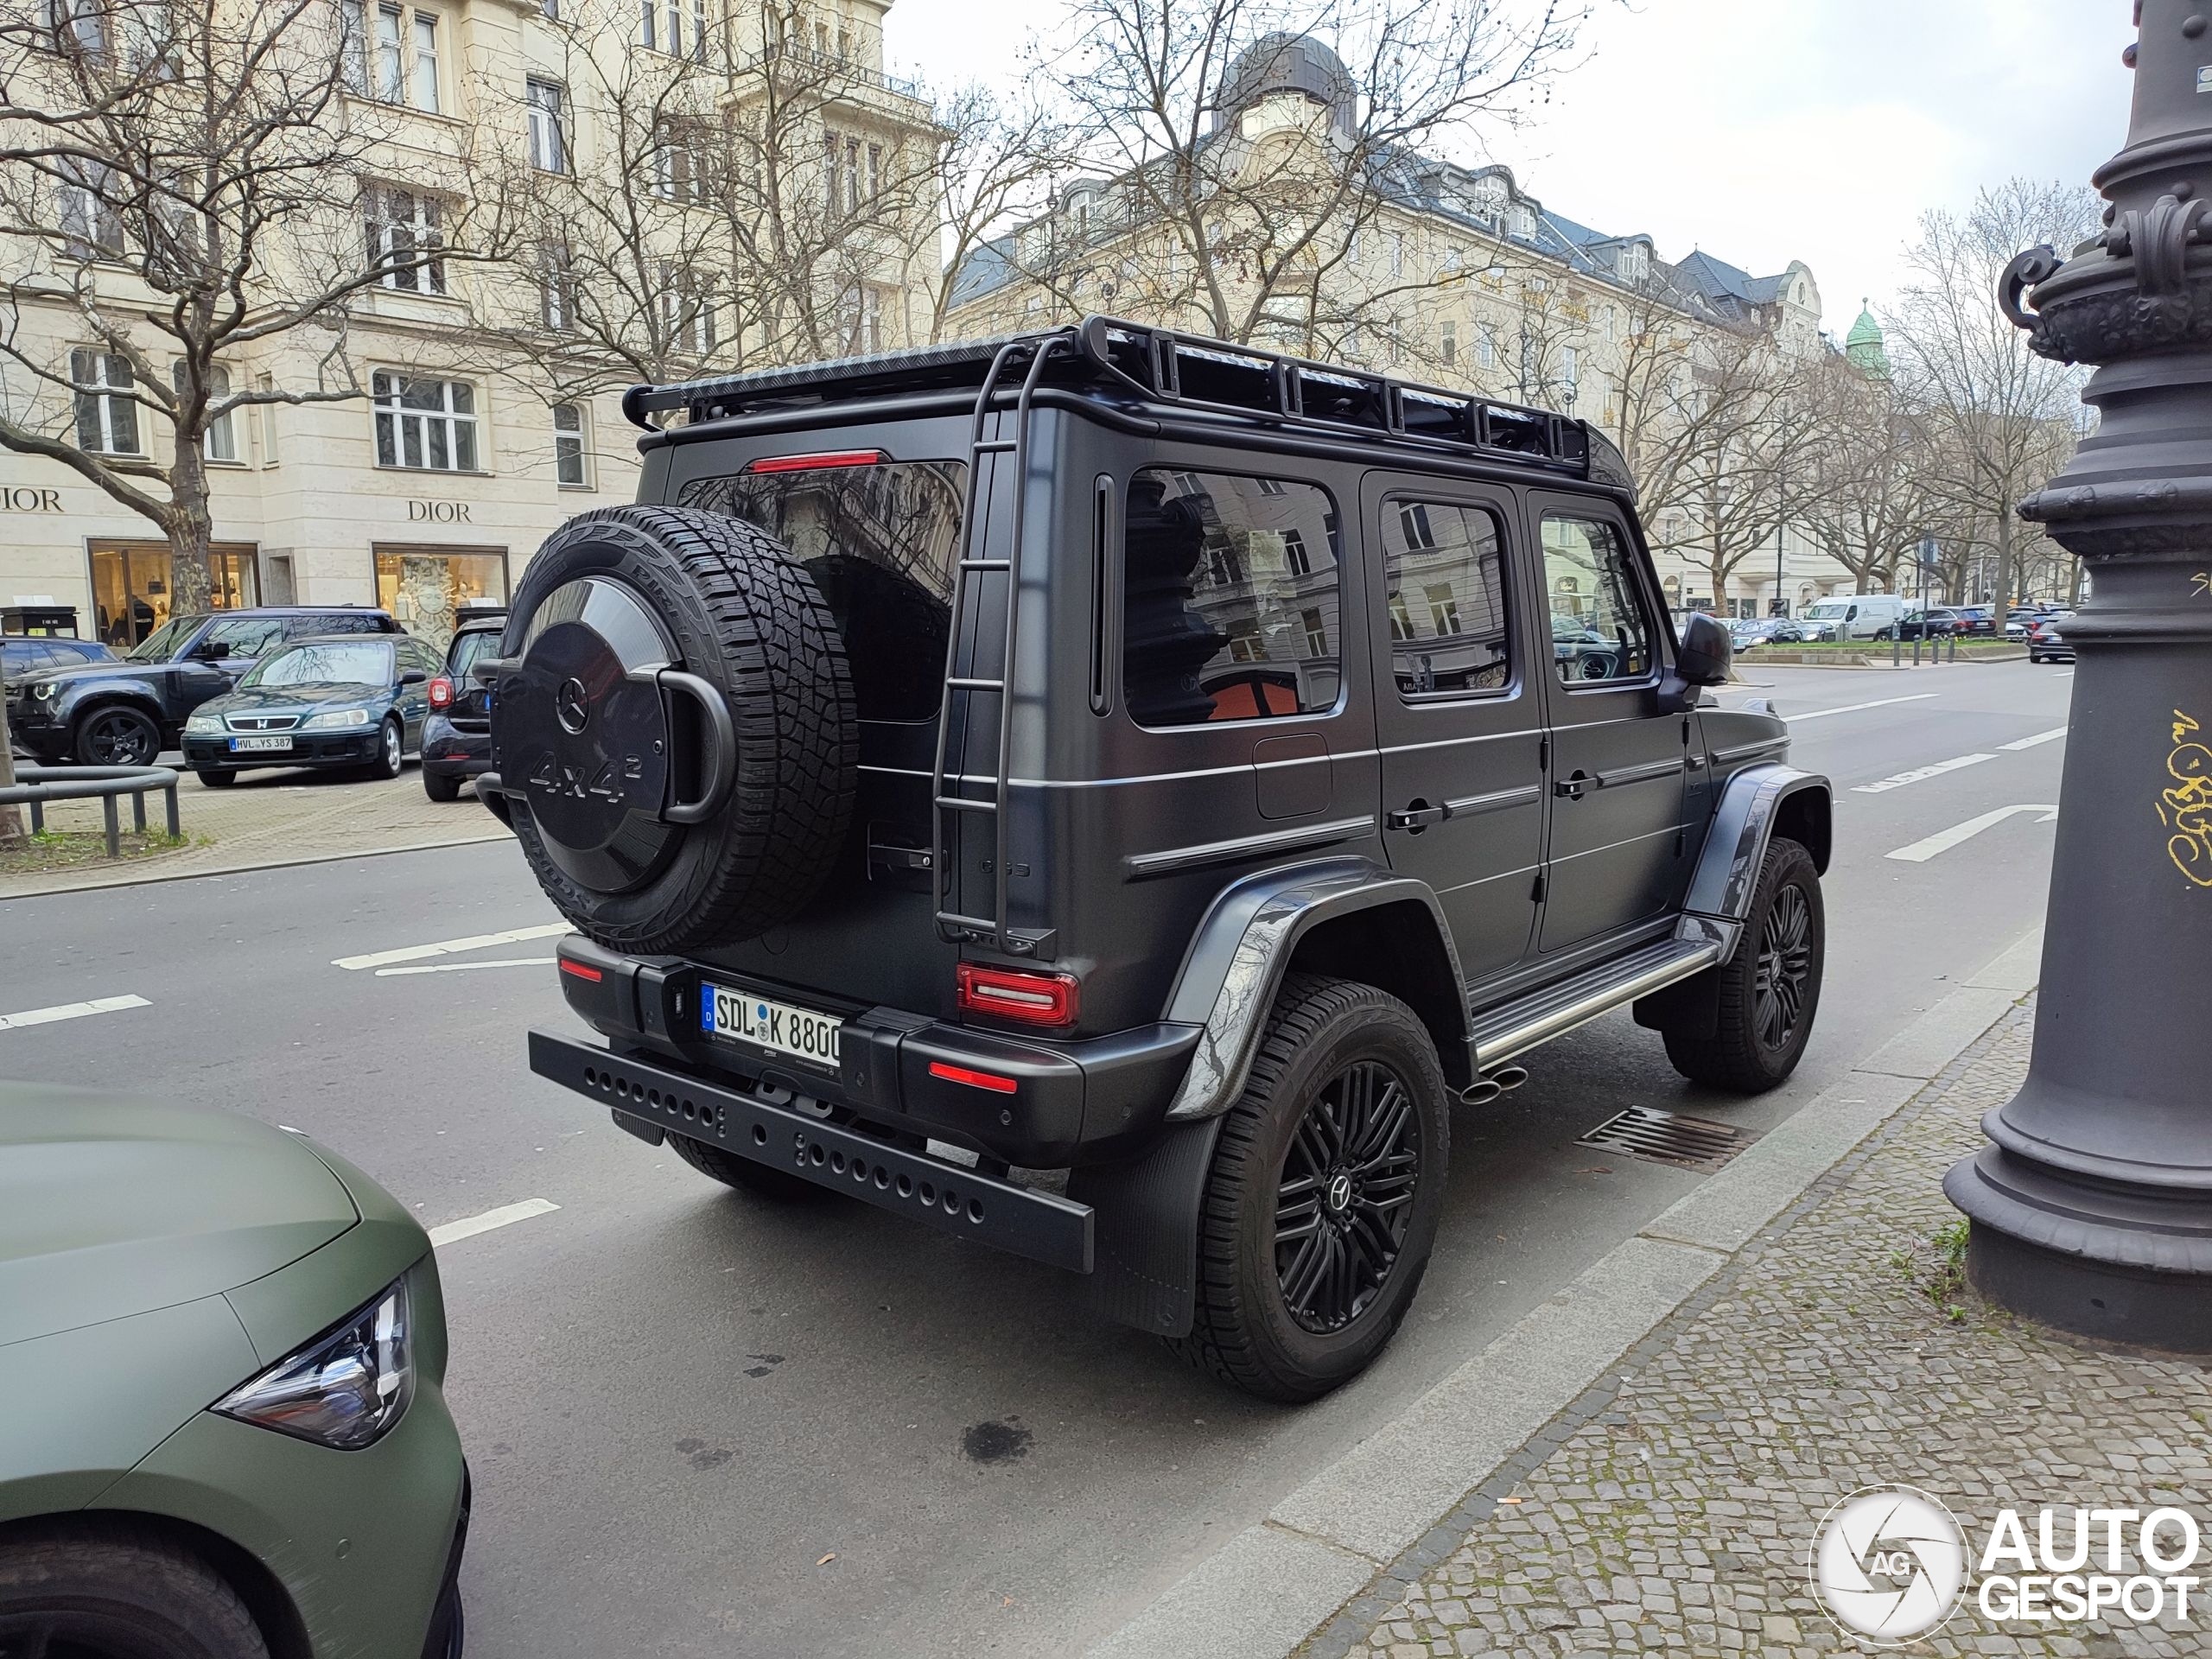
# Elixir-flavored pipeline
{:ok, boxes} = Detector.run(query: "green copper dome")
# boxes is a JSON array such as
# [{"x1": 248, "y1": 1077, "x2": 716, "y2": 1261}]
[{"x1": 1846, "y1": 301, "x2": 1891, "y2": 380}]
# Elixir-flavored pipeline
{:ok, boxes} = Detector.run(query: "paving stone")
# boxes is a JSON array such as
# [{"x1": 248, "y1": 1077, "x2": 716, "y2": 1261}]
[{"x1": 1309, "y1": 1010, "x2": 2212, "y2": 1659}]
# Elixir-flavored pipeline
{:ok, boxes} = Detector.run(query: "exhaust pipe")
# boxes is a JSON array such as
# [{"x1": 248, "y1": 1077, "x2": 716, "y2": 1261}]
[
  {"x1": 1491, "y1": 1065, "x2": 1529, "y2": 1093},
  {"x1": 1459, "y1": 1077, "x2": 1502, "y2": 1106}
]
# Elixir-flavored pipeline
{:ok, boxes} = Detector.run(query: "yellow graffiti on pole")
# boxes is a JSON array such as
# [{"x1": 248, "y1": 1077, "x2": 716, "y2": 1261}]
[{"x1": 2159, "y1": 710, "x2": 2212, "y2": 887}]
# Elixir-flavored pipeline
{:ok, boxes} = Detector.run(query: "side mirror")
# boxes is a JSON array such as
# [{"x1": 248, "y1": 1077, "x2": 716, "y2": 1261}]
[
  {"x1": 398, "y1": 668, "x2": 429, "y2": 686},
  {"x1": 1676, "y1": 612, "x2": 1733, "y2": 687},
  {"x1": 194, "y1": 639, "x2": 231, "y2": 661}
]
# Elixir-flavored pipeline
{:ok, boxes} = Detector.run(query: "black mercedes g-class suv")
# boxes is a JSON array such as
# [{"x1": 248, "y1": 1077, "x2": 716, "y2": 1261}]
[{"x1": 488, "y1": 318, "x2": 1831, "y2": 1401}]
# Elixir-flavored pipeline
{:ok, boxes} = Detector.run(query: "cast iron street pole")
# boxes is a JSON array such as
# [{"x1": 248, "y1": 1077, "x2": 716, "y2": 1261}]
[{"x1": 1946, "y1": 0, "x2": 2212, "y2": 1349}]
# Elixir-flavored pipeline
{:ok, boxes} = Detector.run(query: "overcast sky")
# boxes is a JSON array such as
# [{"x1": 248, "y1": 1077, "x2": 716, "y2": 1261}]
[{"x1": 883, "y1": 0, "x2": 2134, "y2": 340}]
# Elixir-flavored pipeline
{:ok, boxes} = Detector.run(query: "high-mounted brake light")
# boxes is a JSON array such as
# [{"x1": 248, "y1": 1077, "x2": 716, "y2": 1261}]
[
  {"x1": 744, "y1": 449, "x2": 884, "y2": 474},
  {"x1": 427, "y1": 675, "x2": 454, "y2": 710},
  {"x1": 956, "y1": 963, "x2": 1079, "y2": 1027},
  {"x1": 929, "y1": 1061, "x2": 1018, "y2": 1094}
]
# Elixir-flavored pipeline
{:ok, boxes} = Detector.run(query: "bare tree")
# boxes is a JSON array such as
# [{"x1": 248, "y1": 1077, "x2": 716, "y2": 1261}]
[
  {"x1": 1796, "y1": 354, "x2": 1938, "y2": 596},
  {"x1": 0, "y1": 690, "x2": 20, "y2": 844},
  {"x1": 907, "y1": 83, "x2": 1071, "y2": 345},
  {"x1": 1889, "y1": 178, "x2": 2098, "y2": 622},
  {"x1": 0, "y1": 0, "x2": 508, "y2": 616},
  {"x1": 1026, "y1": 0, "x2": 1590, "y2": 349}
]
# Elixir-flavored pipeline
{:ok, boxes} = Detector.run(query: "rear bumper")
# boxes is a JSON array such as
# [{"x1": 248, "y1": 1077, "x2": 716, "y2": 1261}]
[
  {"x1": 549, "y1": 936, "x2": 1201, "y2": 1167},
  {"x1": 420, "y1": 716, "x2": 491, "y2": 776},
  {"x1": 531, "y1": 1028, "x2": 1095, "y2": 1273}
]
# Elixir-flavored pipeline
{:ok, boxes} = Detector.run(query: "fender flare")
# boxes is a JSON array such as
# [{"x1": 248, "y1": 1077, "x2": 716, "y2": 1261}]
[
  {"x1": 1683, "y1": 763, "x2": 1832, "y2": 959},
  {"x1": 1157, "y1": 855, "x2": 1469, "y2": 1123},
  {"x1": 62, "y1": 684, "x2": 169, "y2": 739}
]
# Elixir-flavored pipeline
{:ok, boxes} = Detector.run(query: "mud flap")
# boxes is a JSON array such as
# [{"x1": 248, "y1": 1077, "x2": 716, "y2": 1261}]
[
  {"x1": 1633, "y1": 969, "x2": 1720, "y2": 1039},
  {"x1": 1068, "y1": 1116, "x2": 1224, "y2": 1338}
]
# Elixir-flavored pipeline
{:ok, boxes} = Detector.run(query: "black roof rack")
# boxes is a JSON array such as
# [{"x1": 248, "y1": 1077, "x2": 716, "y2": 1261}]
[{"x1": 625, "y1": 315, "x2": 1619, "y2": 486}]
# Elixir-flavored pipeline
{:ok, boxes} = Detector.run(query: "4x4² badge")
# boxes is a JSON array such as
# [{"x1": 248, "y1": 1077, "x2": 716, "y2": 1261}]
[{"x1": 527, "y1": 750, "x2": 645, "y2": 803}]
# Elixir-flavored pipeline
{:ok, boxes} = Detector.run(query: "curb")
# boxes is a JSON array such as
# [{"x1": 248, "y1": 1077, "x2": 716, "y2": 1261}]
[
  {"x1": 1087, "y1": 927, "x2": 2044, "y2": 1659},
  {"x1": 0, "y1": 830, "x2": 513, "y2": 899}
]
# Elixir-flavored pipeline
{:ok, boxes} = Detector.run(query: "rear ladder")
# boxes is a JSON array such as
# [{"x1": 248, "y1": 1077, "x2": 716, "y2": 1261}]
[{"x1": 930, "y1": 334, "x2": 1068, "y2": 957}]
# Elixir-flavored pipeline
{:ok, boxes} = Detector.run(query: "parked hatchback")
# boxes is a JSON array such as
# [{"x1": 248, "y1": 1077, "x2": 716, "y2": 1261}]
[
  {"x1": 0, "y1": 1081, "x2": 467, "y2": 1657},
  {"x1": 2029, "y1": 612, "x2": 2077, "y2": 663},
  {"x1": 420, "y1": 607, "x2": 508, "y2": 802},
  {"x1": 181, "y1": 633, "x2": 442, "y2": 785},
  {"x1": 6, "y1": 608, "x2": 403, "y2": 767}
]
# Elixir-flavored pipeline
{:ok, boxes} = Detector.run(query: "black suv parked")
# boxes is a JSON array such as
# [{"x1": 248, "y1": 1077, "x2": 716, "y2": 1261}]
[
  {"x1": 7, "y1": 607, "x2": 403, "y2": 767},
  {"x1": 490, "y1": 319, "x2": 1832, "y2": 1401},
  {"x1": 420, "y1": 605, "x2": 508, "y2": 802}
]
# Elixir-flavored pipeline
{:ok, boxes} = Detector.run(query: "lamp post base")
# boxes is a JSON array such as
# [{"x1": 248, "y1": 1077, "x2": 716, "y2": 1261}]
[{"x1": 1945, "y1": 1146, "x2": 2212, "y2": 1355}]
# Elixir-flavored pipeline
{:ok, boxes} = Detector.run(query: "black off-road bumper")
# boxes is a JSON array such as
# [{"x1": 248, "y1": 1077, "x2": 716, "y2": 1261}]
[{"x1": 530, "y1": 1029, "x2": 1096, "y2": 1272}]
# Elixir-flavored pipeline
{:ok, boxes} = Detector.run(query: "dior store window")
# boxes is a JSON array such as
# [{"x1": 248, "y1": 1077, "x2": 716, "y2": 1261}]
[{"x1": 372, "y1": 545, "x2": 507, "y2": 652}]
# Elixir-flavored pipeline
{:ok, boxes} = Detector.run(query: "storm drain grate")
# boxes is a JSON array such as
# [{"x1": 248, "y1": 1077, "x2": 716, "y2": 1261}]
[{"x1": 1576, "y1": 1105, "x2": 1751, "y2": 1171}]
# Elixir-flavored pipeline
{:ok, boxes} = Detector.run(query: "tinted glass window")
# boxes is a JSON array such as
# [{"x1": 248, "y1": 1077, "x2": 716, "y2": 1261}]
[
  {"x1": 448, "y1": 628, "x2": 499, "y2": 677},
  {"x1": 129, "y1": 614, "x2": 203, "y2": 661},
  {"x1": 682, "y1": 461, "x2": 967, "y2": 721},
  {"x1": 1541, "y1": 515, "x2": 1653, "y2": 685},
  {"x1": 202, "y1": 614, "x2": 289, "y2": 658},
  {"x1": 247, "y1": 641, "x2": 395, "y2": 687},
  {"x1": 1124, "y1": 468, "x2": 1341, "y2": 727},
  {"x1": 1382, "y1": 500, "x2": 1510, "y2": 699}
]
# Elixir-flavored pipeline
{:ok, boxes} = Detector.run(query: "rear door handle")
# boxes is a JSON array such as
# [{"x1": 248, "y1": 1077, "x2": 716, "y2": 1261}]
[
  {"x1": 1388, "y1": 804, "x2": 1449, "y2": 830},
  {"x1": 1554, "y1": 773, "x2": 1592, "y2": 799}
]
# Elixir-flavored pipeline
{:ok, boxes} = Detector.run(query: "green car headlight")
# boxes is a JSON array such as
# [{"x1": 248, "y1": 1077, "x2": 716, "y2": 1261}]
[
  {"x1": 302, "y1": 708, "x2": 372, "y2": 731},
  {"x1": 184, "y1": 712, "x2": 225, "y2": 734},
  {"x1": 213, "y1": 1277, "x2": 413, "y2": 1450}
]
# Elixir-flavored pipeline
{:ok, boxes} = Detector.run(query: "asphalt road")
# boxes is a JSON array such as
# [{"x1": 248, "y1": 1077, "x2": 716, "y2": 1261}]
[{"x1": 0, "y1": 657, "x2": 2075, "y2": 1656}]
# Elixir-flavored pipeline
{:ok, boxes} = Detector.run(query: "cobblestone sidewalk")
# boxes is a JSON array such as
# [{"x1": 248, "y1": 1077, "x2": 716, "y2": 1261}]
[
  {"x1": 3, "y1": 766, "x2": 507, "y2": 898},
  {"x1": 1313, "y1": 1006, "x2": 2212, "y2": 1658}
]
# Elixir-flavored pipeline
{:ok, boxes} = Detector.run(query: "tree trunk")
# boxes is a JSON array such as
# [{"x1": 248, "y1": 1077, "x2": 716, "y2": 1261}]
[
  {"x1": 0, "y1": 672, "x2": 23, "y2": 845},
  {"x1": 1993, "y1": 509, "x2": 2014, "y2": 615}
]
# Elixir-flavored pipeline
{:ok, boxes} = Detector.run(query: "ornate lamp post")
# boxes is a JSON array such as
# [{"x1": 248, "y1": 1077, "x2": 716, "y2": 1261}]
[{"x1": 1945, "y1": 0, "x2": 2212, "y2": 1349}]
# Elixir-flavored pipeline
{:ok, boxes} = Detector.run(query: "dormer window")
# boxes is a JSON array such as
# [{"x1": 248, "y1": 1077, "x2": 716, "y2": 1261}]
[{"x1": 1506, "y1": 205, "x2": 1535, "y2": 239}]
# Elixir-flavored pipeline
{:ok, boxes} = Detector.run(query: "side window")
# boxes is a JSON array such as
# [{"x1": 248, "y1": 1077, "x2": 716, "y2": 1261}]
[
  {"x1": 1123, "y1": 467, "x2": 1342, "y2": 727},
  {"x1": 447, "y1": 630, "x2": 494, "y2": 675},
  {"x1": 1381, "y1": 499, "x2": 1511, "y2": 699},
  {"x1": 301, "y1": 612, "x2": 381, "y2": 637},
  {"x1": 1540, "y1": 514, "x2": 1653, "y2": 686},
  {"x1": 202, "y1": 614, "x2": 288, "y2": 658}
]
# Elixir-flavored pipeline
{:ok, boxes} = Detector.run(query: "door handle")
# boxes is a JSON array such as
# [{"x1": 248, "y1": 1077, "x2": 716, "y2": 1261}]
[
  {"x1": 1554, "y1": 773, "x2": 1593, "y2": 799},
  {"x1": 1388, "y1": 803, "x2": 1449, "y2": 830}
]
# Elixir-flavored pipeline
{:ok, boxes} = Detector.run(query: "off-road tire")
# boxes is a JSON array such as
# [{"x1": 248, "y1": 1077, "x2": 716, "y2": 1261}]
[
  {"x1": 1663, "y1": 836, "x2": 1823, "y2": 1092},
  {"x1": 0, "y1": 1521, "x2": 270, "y2": 1658},
  {"x1": 503, "y1": 505, "x2": 856, "y2": 955},
  {"x1": 73, "y1": 703, "x2": 161, "y2": 768},
  {"x1": 423, "y1": 767, "x2": 462, "y2": 802},
  {"x1": 668, "y1": 1128, "x2": 836, "y2": 1202},
  {"x1": 1171, "y1": 974, "x2": 1450, "y2": 1402}
]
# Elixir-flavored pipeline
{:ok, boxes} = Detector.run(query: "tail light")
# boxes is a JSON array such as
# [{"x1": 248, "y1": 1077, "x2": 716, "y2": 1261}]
[
  {"x1": 956, "y1": 963, "x2": 1078, "y2": 1027},
  {"x1": 428, "y1": 676, "x2": 454, "y2": 710}
]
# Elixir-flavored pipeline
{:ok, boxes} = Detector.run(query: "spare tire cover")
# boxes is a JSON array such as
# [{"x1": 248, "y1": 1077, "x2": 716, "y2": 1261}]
[{"x1": 493, "y1": 504, "x2": 856, "y2": 953}]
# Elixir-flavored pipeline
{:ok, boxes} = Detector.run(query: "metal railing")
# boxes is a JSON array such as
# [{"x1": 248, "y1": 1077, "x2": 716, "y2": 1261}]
[{"x1": 0, "y1": 763, "x2": 181, "y2": 856}]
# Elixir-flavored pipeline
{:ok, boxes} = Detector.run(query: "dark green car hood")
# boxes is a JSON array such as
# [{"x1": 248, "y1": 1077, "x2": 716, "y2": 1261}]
[
  {"x1": 201, "y1": 680, "x2": 394, "y2": 717},
  {"x1": 0, "y1": 1084, "x2": 359, "y2": 1347}
]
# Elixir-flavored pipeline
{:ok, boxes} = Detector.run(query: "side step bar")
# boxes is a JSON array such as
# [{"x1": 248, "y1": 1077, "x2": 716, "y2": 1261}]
[
  {"x1": 1469, "y1": 936, "x2": 1721, "y2": 1070},
  {"x1": 528, "y1": 1031, "x2": 1095, "y2": 1274}
]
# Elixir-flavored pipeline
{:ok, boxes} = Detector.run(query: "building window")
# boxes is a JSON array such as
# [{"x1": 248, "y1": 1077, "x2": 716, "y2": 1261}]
[
  {"x1": 373, "y1": 3, "x2": 402, "y2": 99},
  {"x1": 178, "y1": 362, "x2": 239, "y2": 462},
  {"x1": 526, "y1": 79, "x2": 566, "y2": 172},
  {"x1": 538, "y1": 243, "x2": 574, "y2": 329},
  {"x1": 867, "y1": 143, "x2": 883, "y2": 203},
  {"x1": 92, "y1": 541, "x2": 260, "y2": 648},
  {"x1": 658, "y1": 265, "x2": 716, "y2": 355},
  {"x1": 72, "y1": 349, "x2": 139, "y2": 455},
  {"x1": 1398, "y1": 503, "x2": 1437, "y2": 550},
  {"x1": 1439, "y1": 321, "x2": 1455, "y2": 367},
  {"x1": 372, "y1": 371, "x2": 478, "y2": 471},
  {"x1": 411, "y1": 11, "x2": 438, "y2": 110},
  {"x1": 59, "y1": 159, "x2": 124, "y2": 258},
  {"x1": 652, "y1": 119, "x2": 712, "y2": 202},
  {"x1": 641, "y1": 0, "x2": 708, "y2": 56},
  {"x1": 365, "y1": 186, "x2": 445, "y2": 294},
  {"x1": 844, "y1": 138, "x2": 861, "y2": 213},
  {"x1": 1478, "y1": 324, "x2": 1497, "y2": 369},
  {"x1": 553, "y1": 401, "x2": 588, "y2": 486},
  {"x1": 822, "y1": 131, "x2": 839, "y2": 211},
  {"x1": 374, "y1": 547, "x2": 508, "y2": 651}
]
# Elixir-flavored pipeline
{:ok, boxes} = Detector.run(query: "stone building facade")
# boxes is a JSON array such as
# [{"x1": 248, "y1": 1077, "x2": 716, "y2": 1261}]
[{"x1": 0, "y1": 0, "x2": 934, "y2": 653}]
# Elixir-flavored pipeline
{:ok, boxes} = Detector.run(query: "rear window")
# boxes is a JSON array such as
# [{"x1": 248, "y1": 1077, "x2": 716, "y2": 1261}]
[
  {"x1": 682, "y1": 460, "x2": 967, "y2": 721},
  {"x1": 448, "y1": 628, "x2": 499, "y2": 677},
  {"x1": 1124, "y1": 468, "x2": 1342, "y2": 727}
]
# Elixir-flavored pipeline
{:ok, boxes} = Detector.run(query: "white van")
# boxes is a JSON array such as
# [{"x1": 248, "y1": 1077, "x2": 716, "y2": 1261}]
[{"x1": 1798, "y1": 594, "x2": 1907, "y2": 641}]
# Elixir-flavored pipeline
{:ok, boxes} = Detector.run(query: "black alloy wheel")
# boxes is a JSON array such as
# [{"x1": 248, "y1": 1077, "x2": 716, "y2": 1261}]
[
  {"x1": 1751, "y1": 882, "x2": 1814, "y2": 1052},
  {"x1": 74, "y1": 707, "x2": 159, "y2": 767},
  {"x1": 1274, "y1": 1059, "x2": 1422, "y2": 1334}
]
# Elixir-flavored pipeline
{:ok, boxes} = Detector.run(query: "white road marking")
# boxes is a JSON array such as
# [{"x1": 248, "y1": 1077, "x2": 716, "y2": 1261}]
[
  {"x1": 1777, "y1": 693, "x2": 1940, "y2": 723},
  {"x1": 1885, "y1": 804, "x2": 2061, "y2": 864},
  {"x1": 334, "y1": 922, "x2": 570, "y2": 971},
  {"x1": 1999, "y1": 726, "x2": 2069, "y2": 752},
  {"x1": 0, "y1": 994, "x2": 150, "y2": 1033},
  {"x1": 374, "y1": 957, "x2": 559, "y2": 978},
  {"x1": 1853, "y1": 753, "x2": 1996, "y2": 794},
  {"x1": 427, "y1": 1198, "x2": 560, "y2": 1249}
]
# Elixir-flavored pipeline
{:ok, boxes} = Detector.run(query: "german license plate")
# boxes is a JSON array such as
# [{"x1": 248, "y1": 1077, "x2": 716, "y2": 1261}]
[
  {"x1": 701, "y1": 982, "x2": 842, "y2": 1067},
  {"x1": 230, "y1": 735, "x2": 292, "y2": 753}
]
